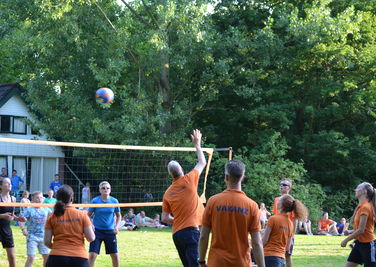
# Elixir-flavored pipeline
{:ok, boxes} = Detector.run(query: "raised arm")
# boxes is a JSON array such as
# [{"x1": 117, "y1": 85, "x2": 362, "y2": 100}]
[{"x1": 191, "y1": 129, "x2": 206, "y2": 175}]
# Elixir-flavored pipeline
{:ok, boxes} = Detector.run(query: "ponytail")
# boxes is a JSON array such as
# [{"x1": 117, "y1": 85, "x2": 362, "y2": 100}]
[
  {"x1": 359, "y1": 182, "x2": 376, "y2": 220},
  {"x1": 54, "y1": 201, "x2": 66, "y2": 216},
  {"x1": 279, "y1": 194, "x2": 307, "y2": 220},
  {"x1": 53, "y1": 185, "x2": 74, "y2": 217},
  {"x1": 292, "y1": 199, "x2": 307, "y2": 221}
]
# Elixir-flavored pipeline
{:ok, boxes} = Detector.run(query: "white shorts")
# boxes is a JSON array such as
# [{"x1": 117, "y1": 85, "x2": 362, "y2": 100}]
[{"x1": 27, "y1": 235, "x2": 50, "y2": 255}]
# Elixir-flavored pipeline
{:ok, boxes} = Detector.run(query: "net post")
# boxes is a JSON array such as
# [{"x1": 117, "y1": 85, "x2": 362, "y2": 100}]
[
  {"x1": 228, "y1": 147, "x2": 233, "y2": 160},
  {"x1": 199, "y1": 149, "x2": 214, "y2": 204}
]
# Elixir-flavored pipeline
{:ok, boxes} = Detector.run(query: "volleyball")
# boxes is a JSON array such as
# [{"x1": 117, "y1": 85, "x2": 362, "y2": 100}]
[{"x1": 96, "y1": 88, "x2": 114, "y2": 103}]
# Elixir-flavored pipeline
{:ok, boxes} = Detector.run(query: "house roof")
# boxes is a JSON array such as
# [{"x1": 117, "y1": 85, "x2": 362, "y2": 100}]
[{"x1": 0, "y1": 83, "x2": 24, "y2": 108}]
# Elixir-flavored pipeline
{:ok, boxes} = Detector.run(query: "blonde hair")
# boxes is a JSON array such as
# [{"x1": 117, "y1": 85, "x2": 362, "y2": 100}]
[
  {"x1": 32, "y1": 191, "x2": 43, "y2": 198},
  {"x1": 99, "y1": 181, "x2": 110, "y2": 189}
]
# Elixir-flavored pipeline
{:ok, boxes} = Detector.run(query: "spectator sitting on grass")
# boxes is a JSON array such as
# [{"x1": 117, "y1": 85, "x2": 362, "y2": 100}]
[
  {"x1": 317, "y1": 212, "x2": 339, "y2": 235},
  {"x1": 298, "y1": 219, "x2": 313, "y2": 235},
  {"x1": 336, "y1": 218, "x2": 349, "y2": 235},
  {"x1": 136, "y1": 211, "x2": 154, "y2": 227},
  {"x1": 152, "y1": 214, "x2": 167, "y2": 229},
  {"x1": 119, "y1": 209, "x2": 137, "y2": 231}
]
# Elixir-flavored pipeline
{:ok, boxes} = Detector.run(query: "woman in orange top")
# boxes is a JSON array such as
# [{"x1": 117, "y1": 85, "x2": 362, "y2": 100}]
[
  {"x1": 317, "y1": 212, "x2": 339, "y2": 235},
  {"x1": 341, "y1": 182, "x2": 376, "y2": 267},
  {"x1": 262, "y1": 194, "x2": 307, "y2": 267},
  {"x1": 44, "y1": 185, "x2": 95, "y2": 267}
]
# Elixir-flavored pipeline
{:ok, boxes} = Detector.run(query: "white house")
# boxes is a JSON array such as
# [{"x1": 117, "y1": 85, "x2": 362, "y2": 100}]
[{"x1": 0, "y1": 83, "x2": 65, "y2": 194}]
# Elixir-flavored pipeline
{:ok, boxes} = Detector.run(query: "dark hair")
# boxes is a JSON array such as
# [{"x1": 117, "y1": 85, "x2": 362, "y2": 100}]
[
  {"x1": 54, "y1": 185, "x2": 74, "y2": 216},
  {"x1": 279, "y1": 194, "x2": 307, "y2": 220},
  {"x1": 55, "y1": 174, "x2": 60, "y2": 177},
  {"x1": 225, "y1": 160, "x2": 245, "y2": 184}
]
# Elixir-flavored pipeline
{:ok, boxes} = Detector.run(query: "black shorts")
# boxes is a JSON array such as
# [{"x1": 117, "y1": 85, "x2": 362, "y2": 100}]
[
  {"x1": 348, "y1": 240, "x2": 376, "y2": 267},
  {"x1": 0, "y1": 224, "x2": 14, "y2": 248},
  {"x1": 89, "y1": 229, "x2": 118, "y2": 254},
  {"x1": 46, "y1": 255, "x2": 88, "y2": 267}
]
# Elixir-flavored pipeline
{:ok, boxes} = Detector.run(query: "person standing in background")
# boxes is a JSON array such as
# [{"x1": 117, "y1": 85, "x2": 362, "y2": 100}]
[{"x1": 49, "y1": 174, "x2": 62, "y2": 196}]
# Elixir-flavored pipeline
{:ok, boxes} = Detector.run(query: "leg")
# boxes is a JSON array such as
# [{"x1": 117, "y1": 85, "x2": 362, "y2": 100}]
[
  {"x1": 89, "y1": 252, "x2": 98, "y2": 267},
  {"x1": 173, "y1": 231, "x2": 189, "y2": 267},
  {"x1": 306, "y1": 221, "x2": 313, "y2": 235},
  {"x1": 89, "y1": 229, "x2": 102, "y2": 267},
  {"x1": 285, "y1": 254, "x2": 292, "y2": 267},
  {"x1": 109, "y1": 253, "x2": 120, "y2": 267},
  {"x1": 185, "y1": 230, "x2": 200, "y2": 267},
  {"x1": 329, "y1": 224, "x2": 339, "y2": 235},
  {"x1": 25, "y1": 254, "x2": 35, "y2": 267},
  {"x1": 42, "y1": 254, "x2": 49, "y2": 267},
  {"x1": 345, "y1": 262, "x2": 358, "y2": 267},
  {"x1": 103, "y1": 231, "x2": 119, "y2": 267},
  {"x1": 5, "y1": 247, "x2": 16, "y2": 267}
]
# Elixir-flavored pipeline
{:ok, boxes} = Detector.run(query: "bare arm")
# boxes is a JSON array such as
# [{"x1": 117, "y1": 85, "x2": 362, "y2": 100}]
[
  {"x1": 162, "y1": 212, "x2": 174, "y2": 224},
  {"x1": 341, "y1": 215, "x2": 368, "y2": 247},
  {"x1": 114, "y1": 212, "x2": 121, "y2": 234},
  {"x1": 262, "y1": 225, "x2": 272, "y2": 246},
  {"x1": 198, "y1": 226, "x2": 211, "y2": 264},
  {"x1": 251, "y1": 231, "x2": 265, "y2": 267},
  {"x1": 84, "y1": 226, "x2": 95, "y2": 242},
  {"x1": 191, "y1": 129, "x2": 206, "y2": 175},
  {"x1": 44, "y1": 229, "x2": 53, "y2": 249}
]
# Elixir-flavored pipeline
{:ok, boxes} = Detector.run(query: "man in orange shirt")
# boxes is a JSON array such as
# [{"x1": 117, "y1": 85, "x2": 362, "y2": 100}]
[
  {"x1": 198, "y1": 160, "x2": 265, "y2": 267},
  {"x1": 272, "y1": 178, "x2": 297, "y2": 267},
  {"x1": 162, "y1": 129, "x2": 206, "y2": 267}
]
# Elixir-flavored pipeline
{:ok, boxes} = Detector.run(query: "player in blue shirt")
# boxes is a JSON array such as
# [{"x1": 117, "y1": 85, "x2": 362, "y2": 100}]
[
  {"x1": 88, "y1": 181, "x2": 121, "y2": 267},
  {"x1": 49, "y1": 174, "x2": 62, "y2": 196}
]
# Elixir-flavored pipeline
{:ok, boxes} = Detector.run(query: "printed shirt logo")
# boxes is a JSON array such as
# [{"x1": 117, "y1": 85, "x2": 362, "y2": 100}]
[{"x1": 215, "y1": 205, "x2": 249, "y2": 215}]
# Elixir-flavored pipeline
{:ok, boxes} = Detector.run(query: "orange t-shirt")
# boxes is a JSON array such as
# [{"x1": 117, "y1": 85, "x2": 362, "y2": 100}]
[
  {"x1": 162, "y1": 169, "x2": 204, "y2": 234},
  {"x1": 202, "y1": 189, "x2": 260, "y2": 267},
  {"x1": 354, "y1": 200, "x2": 375, "y2": 243},
  {"x1": 318, "y1": 219, "x2": 331, "y2": 231},
  {"x1": 45, "y1": 206, "x2": 92, "y2": 258},
  {"x1": 264, "y1": 214, "x2": 293, "y2": 258},
  {"x1": 273, "y1": 196, "x2": 295, "y2": 221}
]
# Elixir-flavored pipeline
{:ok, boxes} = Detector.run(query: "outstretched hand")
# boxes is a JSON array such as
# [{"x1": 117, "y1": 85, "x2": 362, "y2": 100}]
[{"x1": 191, "y1": 129, "x2": 202, "y2": 147}]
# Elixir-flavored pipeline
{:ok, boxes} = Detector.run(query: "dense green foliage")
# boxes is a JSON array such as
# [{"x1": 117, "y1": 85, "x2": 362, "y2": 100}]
[{"x1": 1, "y1": 0, "x2": 375, "y2": 222}]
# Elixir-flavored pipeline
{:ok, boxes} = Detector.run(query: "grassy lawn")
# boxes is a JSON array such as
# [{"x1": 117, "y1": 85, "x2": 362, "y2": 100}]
[{"x1": 0, "y1": 227, "x2": 350, "y2": 267}]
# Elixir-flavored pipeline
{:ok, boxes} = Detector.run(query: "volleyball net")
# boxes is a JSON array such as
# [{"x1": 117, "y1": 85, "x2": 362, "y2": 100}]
[{"x1": 0, "y1": 138, "x2": 231, "y2": 209}]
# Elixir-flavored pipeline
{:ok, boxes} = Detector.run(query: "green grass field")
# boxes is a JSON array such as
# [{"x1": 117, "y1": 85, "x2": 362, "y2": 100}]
[{"x1": 0, "y1": 227, "x2": 349, "y2": 267}]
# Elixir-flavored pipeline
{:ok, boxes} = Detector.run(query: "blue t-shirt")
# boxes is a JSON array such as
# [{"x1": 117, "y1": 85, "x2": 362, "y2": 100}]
[
  {"x1": 23, "y1": 207, "x2": 52, "y2": 238},
  {"x1": 337, "y1": 222, "x2": 344, "y2": 234},
  {"x1": 11, "y1": 176, "x2": 24, "y2": 191},
  {"x1": 50, "y1": 181, "x2": 62, "y2": 194},
  {"x1": 88, "y1": 196, "x2": 120, "y2": 230}
]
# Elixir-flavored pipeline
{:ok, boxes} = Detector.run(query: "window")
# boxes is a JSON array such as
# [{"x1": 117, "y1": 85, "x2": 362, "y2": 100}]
[
  {"x1": 0, "y1": 116, "x2": 11, "y2": 132},
  {"x1": 13, "y1": 117, "x2": 27, "y2": 134},
  {"x1": 0, "y1": 116, "x2": 27, "y2": 134}
]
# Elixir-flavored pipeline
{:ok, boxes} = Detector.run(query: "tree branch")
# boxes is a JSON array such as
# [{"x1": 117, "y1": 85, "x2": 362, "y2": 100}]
[
  {"x1": 94, "y1": 2, "x2": 117, "y2": 31},
  {"x1": 141, "y1": 0, "x2": 160, "y2": 29},
  {"x1": 120, "y1": 0, "x2": 155, "y2": 29}
]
